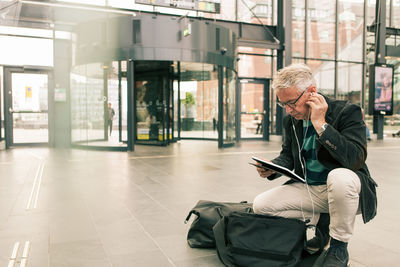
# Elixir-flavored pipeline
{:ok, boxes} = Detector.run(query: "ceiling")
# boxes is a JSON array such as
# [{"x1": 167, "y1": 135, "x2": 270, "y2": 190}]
[{"x1": 0, "y1": 0, "x2": 134, "y2": 31}]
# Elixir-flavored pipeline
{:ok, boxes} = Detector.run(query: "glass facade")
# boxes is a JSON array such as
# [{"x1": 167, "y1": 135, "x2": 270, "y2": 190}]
[
  {"x1": 69, "y1": 59, "x2": 236, "y2": 148},
  {"x1": 1, "y1": 0, "x2": 400, "y2": 149},
  {"x1": 71, "y1": 63, "x2": 106, "y2": 146},
  {"x1": 179, "y1": 62, "x2": 219, "y2": 139},
  {"x1": 308, "y1": 60, "x2": 335, "y2": 97},
  {"x1": 293, "y1": 0, "x2": 306, "y2": 58},
  {"x1": 338, "y1": 0, "x2": 363, "y2": 62},
  {"x1": 307, "y1": 0, "x2": 335, "y2": 60}
]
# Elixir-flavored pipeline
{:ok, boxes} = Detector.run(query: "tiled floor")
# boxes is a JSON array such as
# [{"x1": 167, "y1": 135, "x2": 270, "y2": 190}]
[{"x1": 0, "y1": 137, "x2": 399, "y2": 266}]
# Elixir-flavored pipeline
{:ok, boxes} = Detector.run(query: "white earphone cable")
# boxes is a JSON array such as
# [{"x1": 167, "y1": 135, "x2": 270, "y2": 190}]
[{"x1": 292, "y1": 111, "x2": 315, "y2": 225}]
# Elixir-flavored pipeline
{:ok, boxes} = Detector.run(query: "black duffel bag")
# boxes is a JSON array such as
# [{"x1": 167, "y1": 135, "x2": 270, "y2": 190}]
[
  {"x1": 185, "y1": 200, "x2": 253, "y2": 248},
  {"x1": 213, "y1": 211, "x2": 306, "y2": 267}
]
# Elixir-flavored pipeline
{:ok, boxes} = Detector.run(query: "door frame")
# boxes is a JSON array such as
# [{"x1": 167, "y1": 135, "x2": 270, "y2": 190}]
[
  {"x1": 237, "y1": 77, "x2": 270, "y2": 141},
  {"x1": 3, "y1": 66, "x2": 53, "y2": 148}
]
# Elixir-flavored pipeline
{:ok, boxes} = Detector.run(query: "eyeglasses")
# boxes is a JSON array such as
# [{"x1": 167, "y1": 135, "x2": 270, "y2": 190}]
[{"x1": 277, "y1": 90, "x2": 306, "y2": 108}]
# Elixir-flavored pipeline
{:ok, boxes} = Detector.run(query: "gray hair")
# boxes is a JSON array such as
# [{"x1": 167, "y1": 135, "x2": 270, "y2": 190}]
[{"x1": 272, "y1": 63, "x2": 316, "y2": 93}]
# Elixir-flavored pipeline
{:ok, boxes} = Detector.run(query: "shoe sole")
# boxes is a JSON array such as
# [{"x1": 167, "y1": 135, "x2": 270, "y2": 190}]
[{"x1": 306, "y1": 246, "x2": 321, "y2": 255}]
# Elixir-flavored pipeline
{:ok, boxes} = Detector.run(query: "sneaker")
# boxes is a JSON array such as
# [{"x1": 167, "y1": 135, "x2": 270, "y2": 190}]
[
  {"x1": 321, "y1": 247, "x2": 349, "y2": 267},
  {"x1": 306, "y1": 234, "x2": 330, "y2": 254}
]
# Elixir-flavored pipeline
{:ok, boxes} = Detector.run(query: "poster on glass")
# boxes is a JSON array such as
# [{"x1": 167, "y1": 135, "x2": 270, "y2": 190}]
[{"x1": 369, "y1": 64, "x2": 394, "y2": 115}]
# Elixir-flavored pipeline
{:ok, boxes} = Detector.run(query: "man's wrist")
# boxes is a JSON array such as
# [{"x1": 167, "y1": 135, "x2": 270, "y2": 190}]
[{"x1": 316, "y1": 123, "x2": 329, "y2": 136}]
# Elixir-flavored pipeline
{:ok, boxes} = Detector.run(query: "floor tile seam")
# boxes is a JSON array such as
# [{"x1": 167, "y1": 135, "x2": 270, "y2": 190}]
[
  {"x1": 131, "y1": 158, "x2": 173, "y2": 178},
  {"x1": 180, "y1": 252, "x2": 218, "y2": 260},
  {"x1": 124, "y1": 164, "x2": 193, "y2": 264},
  {"x1": 79, "y1": 192, "x2": 117, "y2": 267},
  {"x1": 130, "y1": 159, "x2": 233, "y2": 202},
  {"x1": 126, "y1": 165, "x2": 180, "y2": 220},
  {"x1": 126, "y1": 150, "x2": 282, "y2": 162},
  {"x1": 122, "y1": 202, "x2": 178, "y2": 267},
  {"x1": 350, "y1": 230, "x2": 400, "y2": 255},
  {"x1": 346, "y1": 259, "x2": 366, "y2": 267},
  {"x1": 367, "y1": 145, "x2": 400, "y2": 150},
  {"x1": 56, "y1": 146, "x2": 399, "y2": 163}
]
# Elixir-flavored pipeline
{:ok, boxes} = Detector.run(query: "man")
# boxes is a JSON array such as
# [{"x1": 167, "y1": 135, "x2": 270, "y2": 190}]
[
  {"x1": 107, "y1": 103, "x2": 115, "y2": 136},
  {"x1": 252, "y1": 64, "x2": 377, "y2": 267}
]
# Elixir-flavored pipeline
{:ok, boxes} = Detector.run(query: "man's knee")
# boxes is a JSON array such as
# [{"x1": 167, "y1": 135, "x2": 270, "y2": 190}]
[
  {"x1": 253, "y1": 193, "x2": 273, "y2": 214},
  {"x1": 327, "y1": 168, "x2": 361, "y2": 196},
  {"x1": 252, "y1": 194, "x2": 264, "y2": 214}
]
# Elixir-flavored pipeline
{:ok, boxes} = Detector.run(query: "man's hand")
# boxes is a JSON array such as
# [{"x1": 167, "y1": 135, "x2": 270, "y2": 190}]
[
  {"x1": 256, "y1": 163, "x2": 276, "y2": 178},
  {"x1": 306, "y1": 92, "x2": 328, "y2": 131}
]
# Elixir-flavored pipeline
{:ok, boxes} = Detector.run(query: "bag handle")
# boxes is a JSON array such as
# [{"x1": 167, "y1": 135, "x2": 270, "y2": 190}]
[
  {"x1": 184, "y1": 210, "x2": 199, "y2": 224},
  {"x1": 215, "y1": 203, "x2": 252, "y2": 219}
]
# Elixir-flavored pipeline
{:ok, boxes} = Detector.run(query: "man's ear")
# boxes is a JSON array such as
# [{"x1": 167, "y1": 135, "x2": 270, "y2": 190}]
[{"x1": 309, "y1": 85, "x2": 317, "y2": 93}]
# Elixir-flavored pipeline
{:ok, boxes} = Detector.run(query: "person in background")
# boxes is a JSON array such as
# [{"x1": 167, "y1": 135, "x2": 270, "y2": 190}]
[
  {"x1": 252, "y1": 64, "x2": 378, "y2": 267},
  {"x1": 108, "y1": 103, "x2": 115, "y2": 137}
]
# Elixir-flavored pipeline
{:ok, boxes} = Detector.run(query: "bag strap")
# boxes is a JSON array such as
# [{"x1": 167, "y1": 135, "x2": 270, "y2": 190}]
[
  {"x1": 230, "y1": 247, "x2": 293, "y2": 262},
  {"x1": 213, "y1": 217, "x2": 234, "y2": 267}
]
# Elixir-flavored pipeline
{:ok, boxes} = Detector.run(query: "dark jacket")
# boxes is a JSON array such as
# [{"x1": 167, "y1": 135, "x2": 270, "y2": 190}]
[{"x1": 270, "y1": 96, "x2": 378, "y2": 223}]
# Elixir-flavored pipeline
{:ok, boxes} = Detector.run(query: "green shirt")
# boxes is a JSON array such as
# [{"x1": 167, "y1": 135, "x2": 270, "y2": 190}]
[{"x1": 302, "y1": 120, "x2": 330, "y2": 185}]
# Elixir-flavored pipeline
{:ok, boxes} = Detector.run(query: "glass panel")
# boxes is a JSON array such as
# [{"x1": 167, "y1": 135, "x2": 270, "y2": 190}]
[
  {"x1": 240, "y1": 82, "x2": 264, "y2": 138},
  {"x1": 121, "y1": 75, "x2": 128, "y2": 143},
  {"x1": 109, "y1": 0, "x2": 155, "y2": 12},
  {"x1": 70, "y1": 63, "x2": 105, "y2": 146},
  {"x1": 366, "y1": 0, "x2": 376, "y2": 25},
  {"x1": 237, "y1": 0, "x2": 273, "y2": 24},
  {"x1": 386, "y1": 0, "x2": 391, "y2": 27},
  {"x1": 269, "y1": 77, "x2": 276, "y2": 135},
  {"x1": 71, "y1": 65, "x2": 87, "y2": 144},
  {"x1": 86, "y1": 64, "x2": 106, "y2": 144},
  {"x1": 238, "y1": 51, "x2": 273, "y2": 78},
  {"x1": 307, "y1": 60, "x2": 335, "y2": 97},
  {"x1": 394, "y1": 65, "x2": 400, "y2": 115},
  {"x1": 337, "y1": 62, "x2": 362, "y2": 105},
  {"x1": 12, "y1": 113, "x2": 48, "y2": 143},
  {"x1": 11, "y1": 73, "x2": 48, "y2": 143},
  {"x1": 0, "y1": 36, "x2": 53, "y2": 66},
  {"x1": 106, "y1": 61, "x2": 127, "y2": 148},
  {"x1": 0, "y1": 66, "x2": 3, "y2": 140},
  {"x1": 338, "y1": 0, "x2": 364, "y2": 62},
  {"x1": 12, "y1": 73, "x2": 48, "y2": 112},
  {"x1": 180, "y1": 62, "x2": 218, "y2": 139},
  {"x1": 56, "y1": 0, "x2": 106, "y2": 5},
  {"x1": 201, "y1": 1, "x2": 236, "y2": 21},
  {"x1": 307, "y1": 0, "x2": 335, "y2": 60},
  {"x1": 293, "y1": 0, "x2": 305, "y2": 58},
  {"x1": 393, "y1": 0, "x2": 400, "y2": 28},
  {"x1": 223, "y1": 68, "x2": 236, "y2": 144}
]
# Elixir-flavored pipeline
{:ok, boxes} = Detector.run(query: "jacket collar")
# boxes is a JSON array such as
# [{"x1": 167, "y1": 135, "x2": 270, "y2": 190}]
[{"x1": 323, "y1": 94, "x2": 334, "y2": 124}]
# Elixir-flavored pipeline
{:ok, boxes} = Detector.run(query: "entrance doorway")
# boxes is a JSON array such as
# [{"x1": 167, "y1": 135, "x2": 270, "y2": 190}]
[
  {"x1": 135, "y1": 61, "x2": 174, "y2": 146},
  {"x1": 239, "y1": 78, "x2": 269, "y2": 140},
  {"x1": 3, "y1": 67, "x2": 50, "y2": 147}
]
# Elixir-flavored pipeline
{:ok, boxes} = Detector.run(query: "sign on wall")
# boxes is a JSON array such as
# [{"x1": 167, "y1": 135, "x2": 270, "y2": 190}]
[{"x1": 135, "y1": 0, "x2": 220, "y2": 13}]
